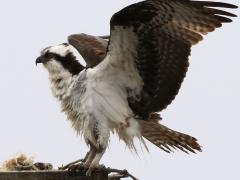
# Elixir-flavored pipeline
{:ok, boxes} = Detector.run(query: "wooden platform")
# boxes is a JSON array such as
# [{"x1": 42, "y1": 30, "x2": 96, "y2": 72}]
[{"x1": 0, "y1": 170, "x2": 108, "y2": 180}]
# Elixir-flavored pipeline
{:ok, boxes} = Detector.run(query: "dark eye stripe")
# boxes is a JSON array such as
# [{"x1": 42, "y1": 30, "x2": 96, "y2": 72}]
[
  {"x1": 43, "y1": 51, "x2": 84, "y2": 75},
  {"x1": 44, "y1": 52, "x2": 54, "y2": 59},
  {"x1": 44, "y1": 52, "x2": 62, "y2": 60}
]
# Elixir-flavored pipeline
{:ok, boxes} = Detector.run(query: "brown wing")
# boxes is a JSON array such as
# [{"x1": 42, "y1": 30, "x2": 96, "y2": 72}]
[
  {"x1": 68, "y1": 33, "x2": 108, "y2": 68},
  {"x1": 68, "y1": 1, "x2": 237, "y2": 119},
  {"x1": 108, "y1": 0, "x2": 237, "y2": 118}
]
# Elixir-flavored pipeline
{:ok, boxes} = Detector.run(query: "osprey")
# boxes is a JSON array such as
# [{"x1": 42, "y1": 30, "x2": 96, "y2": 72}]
[{"x1": 36, "y1": 0, "x2": 237, "y2": 175}]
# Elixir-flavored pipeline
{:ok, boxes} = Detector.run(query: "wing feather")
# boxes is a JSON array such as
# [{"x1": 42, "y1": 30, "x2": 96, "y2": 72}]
[
  {"x1": 105, "y1": 0, "x2": 237, "y2": 118},
  {"x1": 68, "y1": 33, "x2": 108, "y2": 68},
  {"x1": 81, "y1": 0, "x2": 237, "y2": 118}
]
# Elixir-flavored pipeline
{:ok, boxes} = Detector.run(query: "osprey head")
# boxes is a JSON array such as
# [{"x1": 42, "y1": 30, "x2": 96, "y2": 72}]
[{"x1": 36, "y1": 43, "x2": 84, "y2": 75}]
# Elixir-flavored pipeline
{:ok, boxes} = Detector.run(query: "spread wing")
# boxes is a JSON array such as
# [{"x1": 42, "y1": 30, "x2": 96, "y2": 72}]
[
  {"x1": 68, "y1": 33, "x2": 108, "y2": 68},
  {"x1": 102, "y1": 0, "x2": 237, "y2": 118}
]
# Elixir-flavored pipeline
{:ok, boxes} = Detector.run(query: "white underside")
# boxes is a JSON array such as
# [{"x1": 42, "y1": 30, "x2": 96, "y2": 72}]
[
  {"x1": 82, "y1": 57, "x2": 142, "y2": 147},
  {"x1": 78, "y1": 27, "x2": 144, "y2": 148},
  {"x1": 45, "y1": 27, "x2": 145, "y2": 150}
]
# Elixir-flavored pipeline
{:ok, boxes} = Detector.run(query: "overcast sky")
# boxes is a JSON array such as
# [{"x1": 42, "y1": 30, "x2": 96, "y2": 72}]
[{"x1": 0, "y1": 0, "x2": 239, "y2": 179}]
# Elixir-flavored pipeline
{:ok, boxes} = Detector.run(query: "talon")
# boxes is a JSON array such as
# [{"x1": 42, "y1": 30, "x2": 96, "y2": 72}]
[
  {"x1": 85, "y1": 164, "x2": 106, "y2": 176},
  {"x1": 59, "y1": 159, "x2": 84, "y2": 171},
  {"x1": 67, "y1": 164, "x2": 85, "y2": 175},
  {"x1": 86, "y1": 167, "x2": 93, "y2": 176}
]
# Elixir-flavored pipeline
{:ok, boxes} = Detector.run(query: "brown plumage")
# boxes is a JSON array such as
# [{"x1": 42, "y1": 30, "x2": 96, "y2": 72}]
[
  {"x1": 110, "y1": 0, "x2": 237, "y2": 118},
  {"x1": 68, "y1": 34, "x2": 108, "y2": 68},
  {"x1": 140, "y1": 119, "x2": 201, "y2": 153}
]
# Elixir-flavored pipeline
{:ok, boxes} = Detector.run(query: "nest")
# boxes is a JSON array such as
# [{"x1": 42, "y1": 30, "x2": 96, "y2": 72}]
[{"x1": 0, "y1": 154, "x2": 52, "y2": 171}]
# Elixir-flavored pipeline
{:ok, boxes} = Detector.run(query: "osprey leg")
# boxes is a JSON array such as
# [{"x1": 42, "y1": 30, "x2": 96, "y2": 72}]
[
  {"x1": 86, "y1": 147, "x2": 106, "y2": 176},
  {"x1": 83, "y1": 119, "x2": 109, "y2": 176},
  {"x1": 84, "y1": 144, "x2": 97, "y2": 166}
]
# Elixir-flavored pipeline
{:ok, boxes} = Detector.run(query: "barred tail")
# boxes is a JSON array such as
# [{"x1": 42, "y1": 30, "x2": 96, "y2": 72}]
[{"x1": 140, "y1": 120, "x2": 202, "y2": 153}]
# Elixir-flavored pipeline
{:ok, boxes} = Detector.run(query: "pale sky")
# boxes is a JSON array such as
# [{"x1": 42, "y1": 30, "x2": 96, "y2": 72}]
[{"x1": 0, "y1": 0, "x2": 239, "y2": 179}]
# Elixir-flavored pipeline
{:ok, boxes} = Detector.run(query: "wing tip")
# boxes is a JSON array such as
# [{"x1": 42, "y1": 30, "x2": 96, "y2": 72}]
[{"x1": 193, "y1": 1, "x2": 238, "y2": 9}]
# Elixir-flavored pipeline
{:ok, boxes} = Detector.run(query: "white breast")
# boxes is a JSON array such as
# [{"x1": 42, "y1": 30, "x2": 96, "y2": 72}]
[{"x1": 80, "y1": 53, "x2": 143, "y2": 145}]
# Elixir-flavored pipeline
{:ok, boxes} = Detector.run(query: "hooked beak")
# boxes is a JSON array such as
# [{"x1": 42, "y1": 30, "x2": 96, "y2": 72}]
[
  {"x1": 98, "y1": 35, "x2": 110, "y2": 39},
  {"x1": 35, "y1": 56, "x2": 43, "y2": 66}
]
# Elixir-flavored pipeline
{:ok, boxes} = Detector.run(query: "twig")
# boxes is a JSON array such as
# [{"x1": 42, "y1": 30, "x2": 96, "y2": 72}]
[
  {"x1": 14, "y1": 163, "x2": 52, "y2": 171},
  {"x1": 15, "y1": 164, "x2": 38, "y2": 171},
  {"x1": 58, "y1": 159, "x2": 83, "y2": 170},
  {"x1": 107, "y1": 168, "x2": 138, "y2": 180}
]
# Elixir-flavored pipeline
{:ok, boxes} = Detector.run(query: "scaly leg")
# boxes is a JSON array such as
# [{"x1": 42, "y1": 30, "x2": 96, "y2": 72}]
[
  {"x1": 84, "y1": 120, "x2": 110, "y2": 176},
  {"x1": 86, "y1": 147, "x2": 106, "y2": 176},
  {"x1": 84, "y1": 144, "x2": 97, "y2": 167}
]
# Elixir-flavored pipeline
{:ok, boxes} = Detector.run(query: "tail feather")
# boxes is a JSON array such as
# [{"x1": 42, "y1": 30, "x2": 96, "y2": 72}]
[{"x1": 140, "y1": 120, "x2": 202, "y2": 153}]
